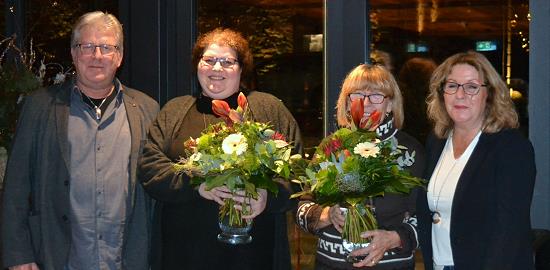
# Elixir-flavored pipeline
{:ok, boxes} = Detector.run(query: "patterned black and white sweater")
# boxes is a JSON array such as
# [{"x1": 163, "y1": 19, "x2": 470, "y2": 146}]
[{"x1": 295, "y1": 115, "x2": 426, "y2": 270}]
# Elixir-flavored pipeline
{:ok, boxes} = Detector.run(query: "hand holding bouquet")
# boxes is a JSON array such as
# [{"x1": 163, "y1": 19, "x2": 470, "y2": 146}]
[
  {"x1": 174, "y1": 92, "x2": 301, "y2": 243},
  {"x1": 292, "y1": 98, "x2": 424, "y2": 246}
]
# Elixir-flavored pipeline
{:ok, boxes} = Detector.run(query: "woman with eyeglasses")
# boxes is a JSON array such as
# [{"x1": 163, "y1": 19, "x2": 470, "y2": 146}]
[
  {"x1": 416, "y1": 51, "x2": 536, "y2": 270},
  {"x1": 295, "y1": 64, "x2": 426, "y2": 270},
  {"x1": 138, "y1": 28, "x2": 302, "y2": 270}
]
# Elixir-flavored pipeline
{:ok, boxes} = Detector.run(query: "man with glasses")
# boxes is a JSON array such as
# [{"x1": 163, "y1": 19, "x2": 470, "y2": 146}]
[{"x1": 2, "y1": 11, "x2": 159, "y2": 270}]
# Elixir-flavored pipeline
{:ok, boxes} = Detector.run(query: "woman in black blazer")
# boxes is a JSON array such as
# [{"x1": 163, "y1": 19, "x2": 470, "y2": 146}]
[{"x1": 417, "y1": 51, "x2": 536, "y2": 270}]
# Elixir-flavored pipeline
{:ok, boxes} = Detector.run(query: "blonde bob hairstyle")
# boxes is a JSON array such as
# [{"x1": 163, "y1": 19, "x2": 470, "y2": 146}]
[
  {"x1": 71, "y1": 11, "x2": 123, "y2": 52},
  {"x1": 336, "y1": 64, "x2": 404, "y2": 129},
  {"x1": 426, "y1": 51, "x2": 518, "y2": 138}
]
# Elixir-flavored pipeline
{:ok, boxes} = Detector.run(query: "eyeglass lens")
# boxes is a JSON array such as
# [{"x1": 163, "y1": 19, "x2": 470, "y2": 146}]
[
  {"x1": 77, "y1": 44, "x2": 118, "y2": 55},
  {"x1": 349, "y1": 93, "x2": 386, "y2": 104},
  {"x1": 201, "y1": 56, "x2": 238, "y2": 68},
  {"x1": 443, "y1": 82, "x2": 484, "y2": 95}
]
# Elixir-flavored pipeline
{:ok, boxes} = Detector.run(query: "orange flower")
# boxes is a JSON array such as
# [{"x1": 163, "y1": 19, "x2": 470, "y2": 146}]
[
  {"x1": 212, "y1": 100, "x2": 230, "y2": 117},
  {"x1": 212, "y1": 100, "x2": 232, "y2": 125},
  {"x1": 229, "y1": 110, "x2": 244, "y2": 124},
  {"x1": 237, "y1": 92, "x2": 248, "y2": 112}
]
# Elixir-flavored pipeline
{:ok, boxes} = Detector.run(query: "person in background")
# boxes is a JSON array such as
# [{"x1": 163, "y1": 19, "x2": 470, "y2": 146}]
[
  {"x1": 398, "y1": 57, "x2": 437, "y2": 143},
  {"x1": 417, "y1": 51, "x2": 536, "y2": 270},
  {"x1": 2, "y1": 11, "x2": 159, "y2": 270},
  {"x1": 138, "y1": 28, "x2": 302, "y2": 270},
  {"x1": 295, "y1": 64, "x2": 425, "y2": 270},
  {"x1": 370, "y1": 50, "x2": 394, "y2": 74}
]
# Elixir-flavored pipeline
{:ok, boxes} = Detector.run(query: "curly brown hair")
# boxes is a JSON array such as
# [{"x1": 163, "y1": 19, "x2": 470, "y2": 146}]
[
  {"x1": 191, "y1": 28, "x2": 253, "y2": 84},
  {"x1": 426, "y1": 51, "x2": 518, "y2": 138}
]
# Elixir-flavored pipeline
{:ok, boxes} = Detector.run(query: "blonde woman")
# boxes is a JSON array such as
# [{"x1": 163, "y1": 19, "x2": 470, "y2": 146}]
[
  {"x1": 296, "y1": 64, "x2": 425, "y2": 269},
  {"x1": 417, "y1": 51, "x2": 536, "y2": 270}
]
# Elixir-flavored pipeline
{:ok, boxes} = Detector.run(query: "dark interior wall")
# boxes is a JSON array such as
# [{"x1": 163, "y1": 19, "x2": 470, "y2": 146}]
[
  {"x1": 324, "y1": 0, "x2": 370, "y2": 135},
  {"x1": 118, "y1": 0, "x2": 196, "y2": 106}
]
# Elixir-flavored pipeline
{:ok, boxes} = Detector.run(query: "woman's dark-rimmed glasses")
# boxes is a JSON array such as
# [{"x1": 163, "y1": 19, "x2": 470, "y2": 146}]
[
  {"x1": 348, "y1": 92, "x2": 386, "y2": 104},
  {"x1": 442, "y1": 82, "x2": 486, "y2": 95},
  {"x1": 201, "y1": 56, "x2": 239, "y2": 69}
]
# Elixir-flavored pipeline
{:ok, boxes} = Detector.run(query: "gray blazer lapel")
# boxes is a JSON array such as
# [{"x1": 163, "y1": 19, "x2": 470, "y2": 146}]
[
  {"x1": 55, "y1": 86, "x2": 71, "y2": 171},
  {"x1": 122, "y1": 88, "x2": 142, "y2": 207}
]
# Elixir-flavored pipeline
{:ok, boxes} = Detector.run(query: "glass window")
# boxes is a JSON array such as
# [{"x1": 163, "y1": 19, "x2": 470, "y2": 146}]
[
  {"x1": 369, "y1": 0, "x2": 530, "y2": 140},
  {"x1": 198, "y1": 0, "x2": 325, "y2": 156},
  {"x1": 22, "y1": 1, "x2": 119, "y2": 79}
]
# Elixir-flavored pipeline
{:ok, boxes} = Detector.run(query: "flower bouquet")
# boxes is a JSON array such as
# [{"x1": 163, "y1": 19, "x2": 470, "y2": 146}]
[
  {"x1": 174, "y1": 92, "x2": 301, "y2": 244},
  {"x1": 291, "y1": 98, "x2": 424, "y2": 258}
]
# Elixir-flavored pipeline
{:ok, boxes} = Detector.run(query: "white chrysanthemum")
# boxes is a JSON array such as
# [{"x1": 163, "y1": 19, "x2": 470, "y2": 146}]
[
  {"x1": 222, "y1": 133, "x2": 248, "y2": 155},
  {"x1": 354, "y1": 141, "x2": 380, "y2": 158}
]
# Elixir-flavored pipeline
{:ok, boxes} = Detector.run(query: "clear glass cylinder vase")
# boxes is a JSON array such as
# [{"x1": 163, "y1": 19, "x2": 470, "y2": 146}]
[
  {"x1": 217, "y1": 197, "x2": 253, "y2": 245},
  {"x1": 340, "y1": 203, "x2": 377, "y2": 263},
  {"x1": 217, "y1": 214, "x2": 252, "y2": 244}
]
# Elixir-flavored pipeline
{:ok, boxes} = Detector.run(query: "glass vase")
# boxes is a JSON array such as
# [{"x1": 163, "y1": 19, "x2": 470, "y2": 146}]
[
  {"x1": 217, "y1": 197, "x2": 253, "y2": 245},
  {"x1": 340, "y1": 203, "x2": 377, "y2": 263}
]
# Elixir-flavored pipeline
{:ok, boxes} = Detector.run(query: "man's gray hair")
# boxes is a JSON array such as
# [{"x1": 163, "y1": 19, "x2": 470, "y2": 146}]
[{"x1": 71, "y1": 11, "x2": 123, "y2": 51}]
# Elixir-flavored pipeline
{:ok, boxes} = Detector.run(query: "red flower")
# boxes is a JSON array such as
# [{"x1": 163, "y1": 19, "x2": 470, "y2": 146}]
[
  {"x1": 360, "y1": 110, "x2": 382, "y2": 131},
  {"x1": 272, "y1": 132, "x2": 286, "y2": 141},
  {"x1": 323, "y1": 138, "x2": 343, "y2": 157},
  {"x1": 184, "y1": 137, "x2": 198, "y2": 150},
  {"x1": 350, "y1": 98, "x2": 364, "y2": 129}
]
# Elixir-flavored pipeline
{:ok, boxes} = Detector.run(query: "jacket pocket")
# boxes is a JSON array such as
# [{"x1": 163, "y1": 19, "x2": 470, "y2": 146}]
[{"x1": 28, "y1": 214, "x2": 44, "y2": 264}]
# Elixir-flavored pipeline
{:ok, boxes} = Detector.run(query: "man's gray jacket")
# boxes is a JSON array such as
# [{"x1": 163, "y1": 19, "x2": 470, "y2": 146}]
[{"x1": 1, "y1": 79, "x2": 159, "y2": 270}]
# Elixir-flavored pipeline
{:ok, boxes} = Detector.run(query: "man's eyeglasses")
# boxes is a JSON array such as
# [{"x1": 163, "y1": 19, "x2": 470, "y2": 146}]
[
  {"x1": 75, "y1": 43, "x2": 119, "y2": 56},
  {"x1": 201, "y1": 56, "x2": 239, "y2": 69},
  {"x1": 348, "y1": 92, "x2": 386, "y2": 104},
  {"x1": 442, "y1": 82, "x2": 487, "y2": 95}
]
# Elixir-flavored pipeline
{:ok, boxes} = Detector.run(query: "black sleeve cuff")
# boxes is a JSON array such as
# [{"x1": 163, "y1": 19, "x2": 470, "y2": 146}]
[{"x1": 385, "y1": 220, "x2": 418, "y2": 255}]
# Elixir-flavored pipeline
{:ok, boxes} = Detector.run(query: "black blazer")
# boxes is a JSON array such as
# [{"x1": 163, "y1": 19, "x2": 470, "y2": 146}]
[{"x1": 417, "y1": 129, "x2": 536, "y2": 270}]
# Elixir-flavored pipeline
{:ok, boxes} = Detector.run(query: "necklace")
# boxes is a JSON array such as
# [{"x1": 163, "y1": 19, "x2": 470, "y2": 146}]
[
  {"x1": 83, "y1": 94, "x2": 108, "y2": 120},
  {"x1": 429, "y1": 138, "x2": 459, "y2": 224}
]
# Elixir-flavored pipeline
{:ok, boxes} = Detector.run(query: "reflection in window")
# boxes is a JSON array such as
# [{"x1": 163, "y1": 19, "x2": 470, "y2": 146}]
[
  {"x1": 370, "y1": 0, "x2": 529, "y2": 140},
  {"x1": 6, "y1": 1, "x2": 119, "y2": 76}
]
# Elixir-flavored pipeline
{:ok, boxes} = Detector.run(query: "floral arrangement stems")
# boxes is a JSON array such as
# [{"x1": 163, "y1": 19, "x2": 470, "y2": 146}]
[
  {"x1": 219, "y1": 196, "x2": 251, "y2": 227},
  {"x1": 341, "y1": 203, "x2": 377, "y2": 244}
]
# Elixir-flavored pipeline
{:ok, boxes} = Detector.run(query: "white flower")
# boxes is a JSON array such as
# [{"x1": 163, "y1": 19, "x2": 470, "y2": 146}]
[
  {"x1": 189, "y1": 152, "x2": 202, "y2": 161},
  {"x1": 354, "y1": 141, "x2": 380, "y2": 158},
  {"x1": 222, "y1": 133, "x2": 248, "y2": 155},
  {"x1": 319, "y1": 161, "x2": 334, "y2": 170},
  {"x1": 273, "y1": 139, "x2": 288, "y2": 148},
  {"x1": 53, "y1": 72, "x2": 66, "y2": 84}
]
